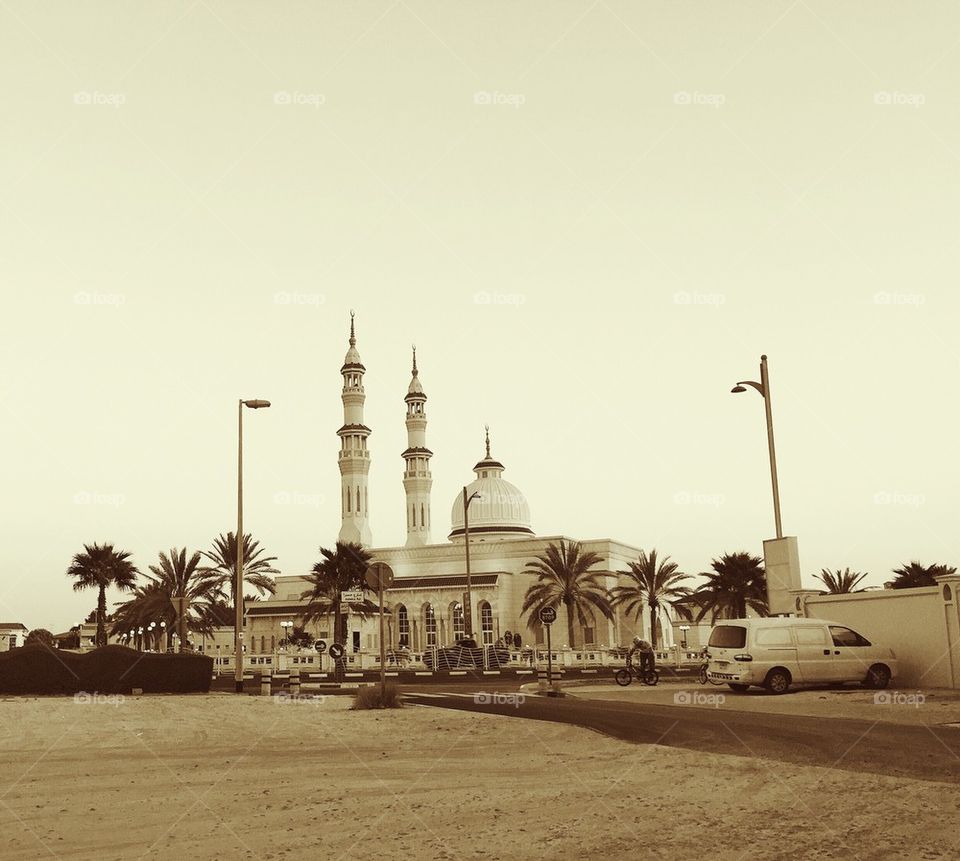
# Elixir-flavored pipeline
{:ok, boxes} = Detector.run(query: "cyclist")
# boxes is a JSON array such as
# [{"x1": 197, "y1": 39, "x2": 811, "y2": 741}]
[{"x1": 627, "y1": 635, "x2": 655, "y2": 679}]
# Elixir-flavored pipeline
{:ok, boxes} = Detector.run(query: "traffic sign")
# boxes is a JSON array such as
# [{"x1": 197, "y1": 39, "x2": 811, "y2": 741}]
[
  {"x1": 328, "y1": 643, "x2": 345, "y2": 659},
  {"x1": 314, "y1": 640, "x2": 327, "y2": 654},
  {"x1": 538, "y1": 606, "x2": 557, "y2": 625},
  {"x1": 365, "y1": 561, "x2": 395, "y2": 591},
  {"x1": 341, "y1": 590, "x2": 364, "y2": 603}
]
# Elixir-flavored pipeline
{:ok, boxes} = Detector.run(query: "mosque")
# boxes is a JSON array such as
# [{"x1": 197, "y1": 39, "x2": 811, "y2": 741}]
[{"x1": 245, "y1": 314, "x2": 662, "y2": 656}]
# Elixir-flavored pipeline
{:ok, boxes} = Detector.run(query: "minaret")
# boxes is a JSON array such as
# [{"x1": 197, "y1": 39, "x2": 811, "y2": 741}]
[
  {"x1": 337, "y1": 311, "x2": 372, "y2": 546},
  {"x1": 402, "y1": 345, "x2": 433, "y2": 547}
]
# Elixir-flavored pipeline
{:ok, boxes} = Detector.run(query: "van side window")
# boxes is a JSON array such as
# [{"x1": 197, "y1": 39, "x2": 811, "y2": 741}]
[
  {"x1": 795, "y1": 627, "x2": 828, "y2": 645},
  {"x1": 829, "y1": 626, "x2": 871, "y2": 647},
  {"x1": 755, "y1": 628, "x2": 793, "y2": 646}
]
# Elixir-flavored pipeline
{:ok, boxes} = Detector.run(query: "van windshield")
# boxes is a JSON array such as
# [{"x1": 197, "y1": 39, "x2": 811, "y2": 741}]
[{"x1": 709, "y1": 625, "x2": 747, "y2": 649}]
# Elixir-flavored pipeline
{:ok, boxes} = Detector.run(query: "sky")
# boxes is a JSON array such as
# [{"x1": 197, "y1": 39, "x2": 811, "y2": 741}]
[{"x1": 4, "y1": 1, "x2": 960, "y2": 633}]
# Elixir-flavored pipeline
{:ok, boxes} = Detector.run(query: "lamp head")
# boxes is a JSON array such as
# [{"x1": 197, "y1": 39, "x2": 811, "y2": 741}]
[
  {"x1": 243, "y1": 399, "x2": 271, "y2": 409},
  {"x1": 731, "y1": 385, "x2": 747, "y2": 394}
]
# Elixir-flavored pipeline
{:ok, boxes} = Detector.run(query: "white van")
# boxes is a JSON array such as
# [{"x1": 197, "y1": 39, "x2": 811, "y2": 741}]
[{"x1": 706, "y1": 617, "x2": 897, "y2": 694}]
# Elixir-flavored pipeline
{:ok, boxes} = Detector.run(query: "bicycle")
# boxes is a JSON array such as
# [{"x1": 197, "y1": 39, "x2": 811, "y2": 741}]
[
  {"x1": 614, "y1": 662, "x2": 659, "y2": 687},
  {"x1": 698, "y1": 654, "x2": 726, "y2": 686}
]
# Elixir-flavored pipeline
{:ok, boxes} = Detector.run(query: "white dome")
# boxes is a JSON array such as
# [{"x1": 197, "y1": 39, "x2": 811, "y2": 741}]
[{"x1": 448, "y1": 435, "x2": 533, "y2": 540}]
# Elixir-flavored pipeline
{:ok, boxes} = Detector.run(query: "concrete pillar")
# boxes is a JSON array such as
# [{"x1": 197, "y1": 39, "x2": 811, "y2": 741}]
[{"x1": 763, "y1": 536, "x2": 803, "y2": 616}]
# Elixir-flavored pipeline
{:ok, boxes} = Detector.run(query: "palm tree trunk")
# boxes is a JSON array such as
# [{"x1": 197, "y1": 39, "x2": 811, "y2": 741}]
[
  {"x1": 97, "y1": 585, "x2": 107, "y2": 648},
  {"x1": 564, "y1": 597, "x2": 576, "y2": 649},
  {"x1": 650, "y1": 604, "x2": 658, "y2": 650}
]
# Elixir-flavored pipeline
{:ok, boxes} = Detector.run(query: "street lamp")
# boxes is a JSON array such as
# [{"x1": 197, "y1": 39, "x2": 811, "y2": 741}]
[
  {"x1": 137, "y1": 626, "x2": 144, "y2": 651},
  {"x1": 280, "y1": 620, "x2": 294, "y2": 650},
  {"x1": 462, "y1": 487, "x2": 481, "y2": 638},
  {"x1": 236, "y1": 398, "x2": 271, "y2": 693},
  {"x1": 160, "y1": 621, "x2": 167, "y2": 653},
  {"x1": 732, "y1": 354, "x2": 783, "y2": 539},
  {"x1": 679, "y1": 624, "x2": 690, "y2": 649}
]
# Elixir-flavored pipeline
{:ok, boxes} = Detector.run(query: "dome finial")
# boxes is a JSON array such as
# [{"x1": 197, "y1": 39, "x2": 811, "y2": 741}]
[
  {"x1": 484, "y1": 424, "x2": 491, "y2": 458},
  {"x1": 411, "y1": 344, "x2": 418, "y2": 376},
  {"x1": 349, "y1": 310, "x2": 356, "y2": 346}
]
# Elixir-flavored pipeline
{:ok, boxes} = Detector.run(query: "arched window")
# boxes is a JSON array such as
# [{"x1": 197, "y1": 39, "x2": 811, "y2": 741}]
[
  {"x1": 270, "y1": 635, "x2": 275, "y2": 652},
  {"x1": 260, "y1": 636, "x2": 265, "y2": 653},
  {"x1": 421, "y1": 503, "x2": 425, "y2": 528},
  {"x1": 452, "y1": 602, "x2": 465, "y2": 641},
  {"x1": 424, "y1": 604, "x2": 437, "y2": 647},
  {"x1": 479, "y1": 601, "x2": 493, "y2": 646},
  {"x1": 411, "y1": 505, "x2": 416, "y2": 527},
  {"x1": 398, "y1": 605, "x2": 409, "y2": 647},
  {"x1": 346, "y1": 487, "x2": 351, "y2": 513},
  {"x1": 945, "y1": 584, "x2": 953, "y2": 602},
  {"x1": 356, "y1": 486, "x2": 361, "y2": 512}
]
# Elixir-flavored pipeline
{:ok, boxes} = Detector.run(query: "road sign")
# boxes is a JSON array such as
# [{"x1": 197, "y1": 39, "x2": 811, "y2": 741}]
[
  {"x1": 341, "y1": 590, "x2": 364, "y2": 603},
  {"x1": 314, "y1": 640, "x2": 327, "y2": 654},
  {"x1": 538, "y1": 606, "x2": 557, "y2": 625},
  {"x1": 365, "y1": 561, "x2": 395, "y2": 591},
  {"x1": 328, "y1": 643, "x2": 345, "y2": 659}
]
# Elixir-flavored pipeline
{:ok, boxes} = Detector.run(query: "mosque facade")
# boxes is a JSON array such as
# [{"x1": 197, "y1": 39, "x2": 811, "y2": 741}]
[{"x1": 245, "y1": 316, "x2": 668, "y2": 656}]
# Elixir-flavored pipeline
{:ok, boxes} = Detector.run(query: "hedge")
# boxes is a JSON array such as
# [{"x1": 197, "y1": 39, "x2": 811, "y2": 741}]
[{"x1": 0, "y1": 645, "x2": 213, "y2": 694}]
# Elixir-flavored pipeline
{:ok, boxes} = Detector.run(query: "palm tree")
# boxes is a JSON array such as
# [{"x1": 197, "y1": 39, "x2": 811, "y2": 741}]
[
  {"x1": 201, "y1": 532, "x2": 279, "y2": 606},
  {"x1": 612, "y1": 549, "x2": 691, "y2": 648},
  {"x1": 148, "y1": 548, "x2": 224, "y2": 651},
  {"x1": 814, "y1": 568, "x2": 868, "y2": 594},
  {"x1": 521, "y1": 540, "x2": 615, "y2": 649},
  {"x1": 889, "y1": 561, "x2": 957, "y2": 589},
  {"x1": 66, "y1": 543, "x2": 139, "y2": 647},
  {"x1": 300, "y1": 541, "x2": 373, "y2": 646},
  {"x1": 690, "y1": 552, "x2": 768, "y2": 622}
]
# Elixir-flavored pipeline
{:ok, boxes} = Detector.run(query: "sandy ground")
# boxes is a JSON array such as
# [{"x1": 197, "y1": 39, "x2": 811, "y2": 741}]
[
  {"x1": 565, "y1": 680, "x2": 960, "y2": 726},
  {"x1": 1, "y1": 693, "x2": 958, "y2": 861}
]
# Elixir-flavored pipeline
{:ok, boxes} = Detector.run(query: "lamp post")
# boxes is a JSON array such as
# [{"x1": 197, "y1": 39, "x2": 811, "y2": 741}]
[
  {"x1": 160, "y1": 621, "x2": 167, "y2": 653},
  {"x1": 280, "y1": 620, "x2": 294, "y2": 650},
  {"x1": 236, "y1": 398, "x2": 271, "y2": 693},
  {"x1": 732, "y1": 354, "x2": 783, "y2": 539},
  {"x1": 679, "y1": 624, "x2": 690, "y2": 650},
  {"x1": 461, "y1": 487, "x2": 481, "y2": 638},
  {"x1": 137, "y1": 627, "x2": 144, "y2": 651}
]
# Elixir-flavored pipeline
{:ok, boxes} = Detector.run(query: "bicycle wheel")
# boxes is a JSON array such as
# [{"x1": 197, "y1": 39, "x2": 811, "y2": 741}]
[
  {"x1": 614, "y1": 668, "x2": 633, "y2": 687},
  {"x1": 642, "y1": 668, "x2": 659, "y2": 686},
  {"x1": 698, "y1": 665, "x2": 708, "y2": 685}
]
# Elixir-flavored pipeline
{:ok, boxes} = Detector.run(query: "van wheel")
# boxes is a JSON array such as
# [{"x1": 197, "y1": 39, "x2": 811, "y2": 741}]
[
  {"x1": 728, "y1": 684, "x2": 749, "y2": 692},
  {"x1": 864, "y1": 664, "x2": 891, "y2": 690},
  {"x1": 764, "y1": 669, "x2": 791, "y2": 694}
]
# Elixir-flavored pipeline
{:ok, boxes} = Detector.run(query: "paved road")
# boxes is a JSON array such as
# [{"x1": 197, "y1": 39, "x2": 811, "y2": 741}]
[{"x1": 405, "y1": 687, "x2": 960, "y2": 784}]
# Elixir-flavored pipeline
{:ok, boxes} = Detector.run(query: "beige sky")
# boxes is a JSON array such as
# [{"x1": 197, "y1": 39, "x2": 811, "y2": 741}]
[{"x1": 3, "y1": 1, "x2": 960, "y2": 632}]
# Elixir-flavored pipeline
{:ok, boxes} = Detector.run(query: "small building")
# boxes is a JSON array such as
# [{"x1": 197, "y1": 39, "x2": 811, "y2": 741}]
[{"x1": 0, "y1": 623, "x2": 28, "y2": 652}]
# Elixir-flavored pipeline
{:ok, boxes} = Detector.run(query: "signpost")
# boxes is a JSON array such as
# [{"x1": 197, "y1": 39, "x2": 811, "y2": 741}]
[
  {"x1": 538, "y1": 606, "x2": 558, "y2": 694},
  {"x1": 314, "y1": 639, "x2": 327, "y2": 654},
  {"x1": 341, "y1": 590, "x2": 364, "y2": 604},
  {"x1": 328, "y1": 642, "x2": 344, "y2": 660},
  {"x1": 365, "y1": 561, "x2": 395, "y2": 702}
]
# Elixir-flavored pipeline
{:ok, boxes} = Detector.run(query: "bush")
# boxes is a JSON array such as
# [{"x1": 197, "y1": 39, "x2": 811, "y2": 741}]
[
  {"x1": 25, "y1": 629, "x2": 55, "y2": 648},
  {"x1": 0, "y1": 645, "x2": 213, "y2": 695},
  {"x1": 351, "y1": 682, "x2": 403, "y2": 710}
]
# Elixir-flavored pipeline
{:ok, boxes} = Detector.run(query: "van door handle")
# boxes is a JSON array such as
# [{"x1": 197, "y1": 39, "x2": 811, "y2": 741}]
[
  {"x1": 823, "y1": 649, "x2": 830, "y2": 655},
  {"x1": 834, "y1": 650, "x2": 840, "y2": 655}
]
